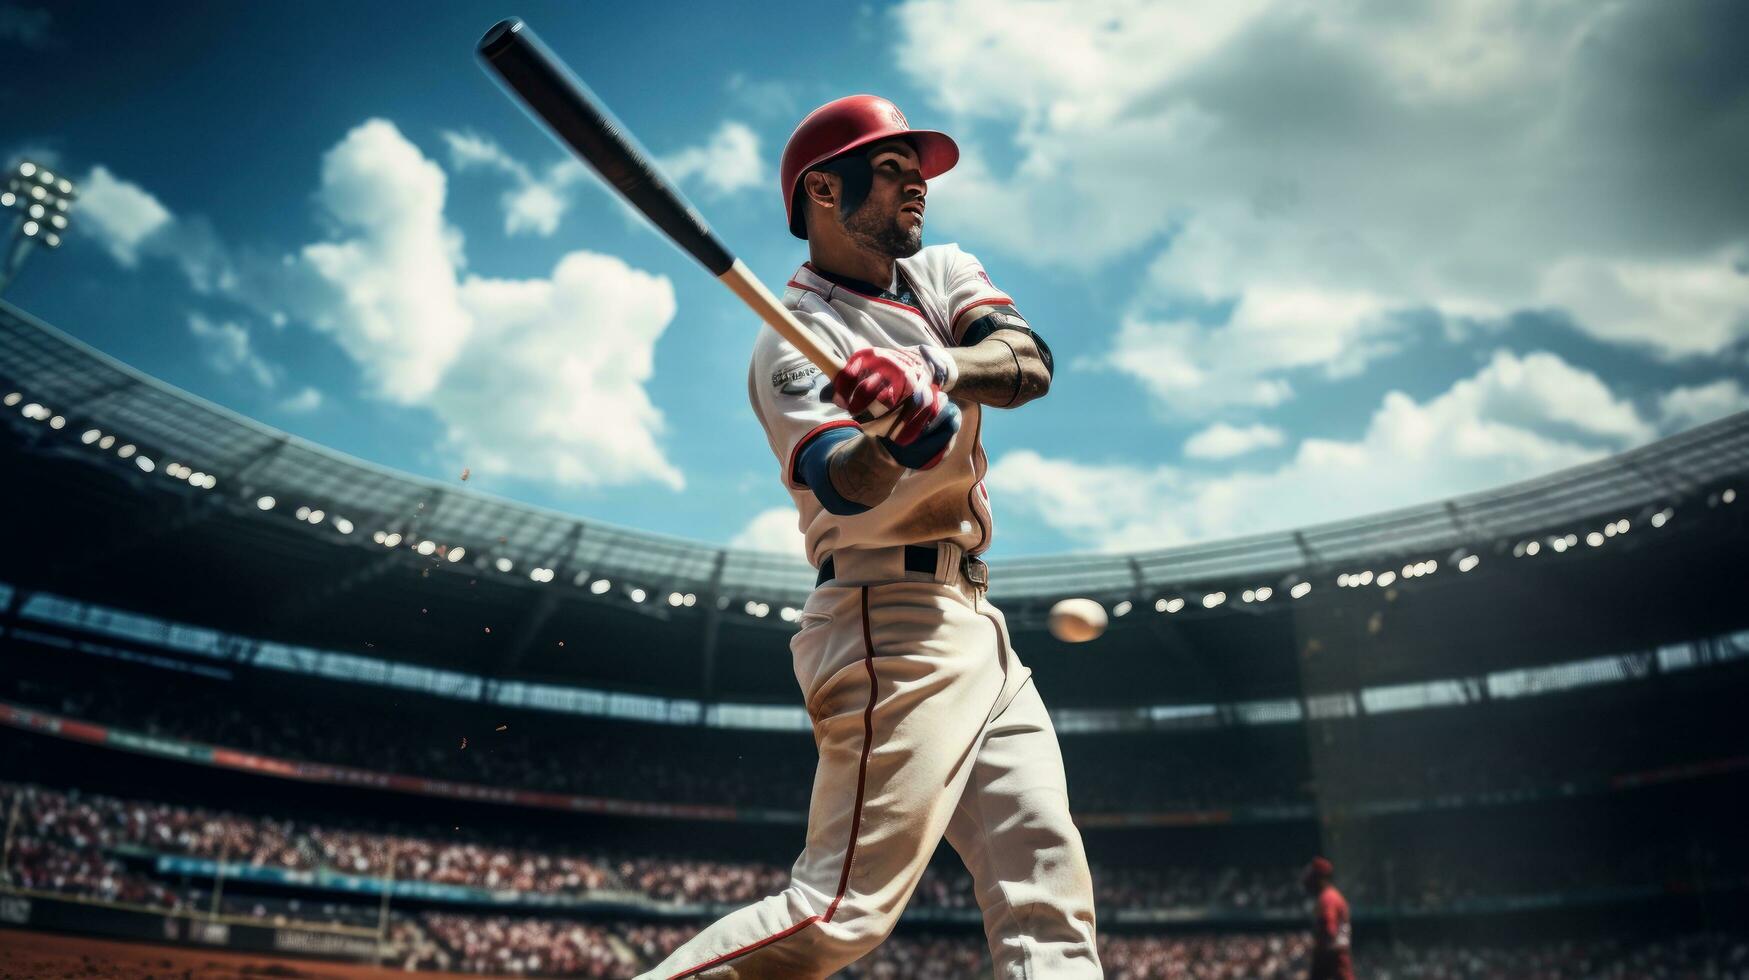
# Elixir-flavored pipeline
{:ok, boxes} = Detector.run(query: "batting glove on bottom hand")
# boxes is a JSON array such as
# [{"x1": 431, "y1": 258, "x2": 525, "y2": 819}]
[{"x1": 878, "y1": 391, "x2": 961, "y2": 470}]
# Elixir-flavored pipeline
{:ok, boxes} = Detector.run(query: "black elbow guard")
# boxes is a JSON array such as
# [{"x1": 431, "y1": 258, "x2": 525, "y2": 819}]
[{"x1": 963, "y1": 305, "x2": 1052, "y2": 380}]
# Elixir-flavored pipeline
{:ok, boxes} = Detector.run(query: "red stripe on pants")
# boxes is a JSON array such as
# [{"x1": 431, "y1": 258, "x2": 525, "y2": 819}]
[{"x1": 665, "y1": 586, "x2": 879, "y2": 977}]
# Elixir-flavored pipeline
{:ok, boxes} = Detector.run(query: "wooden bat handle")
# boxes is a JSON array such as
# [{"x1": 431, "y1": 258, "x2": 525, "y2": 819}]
[
  {"x1": 718, "y1": 260, "x2": 841, "y2": 375},
  {"x1": 719, "y1": 261, "x2": 902, "y2": 437}
]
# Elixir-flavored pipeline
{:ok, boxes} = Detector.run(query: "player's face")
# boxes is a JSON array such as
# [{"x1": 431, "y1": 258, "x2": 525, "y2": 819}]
[{"x1": 842, "y1": 140, "x2": 925, "y2": 258}]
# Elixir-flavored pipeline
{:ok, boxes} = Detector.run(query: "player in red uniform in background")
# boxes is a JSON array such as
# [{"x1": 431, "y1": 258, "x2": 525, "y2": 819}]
[{"x1": 1304, "y1": 857, "x2": 1354, "y2": 980}]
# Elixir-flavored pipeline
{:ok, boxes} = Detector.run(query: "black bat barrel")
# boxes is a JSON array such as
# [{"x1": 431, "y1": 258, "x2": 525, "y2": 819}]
[{"x1": 478, "y1": 19, "x2": 736, "y2": 276}]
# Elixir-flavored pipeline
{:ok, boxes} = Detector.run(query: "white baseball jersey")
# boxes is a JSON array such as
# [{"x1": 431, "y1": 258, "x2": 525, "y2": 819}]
[{"x1": 747, "y1": 243, "x2": 1015, "y2": 567}]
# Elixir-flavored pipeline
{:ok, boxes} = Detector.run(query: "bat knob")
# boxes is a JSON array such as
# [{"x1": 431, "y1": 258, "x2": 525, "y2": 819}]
[{"x1": 478, "y1": 18, "x2": 525, "y2": 58}]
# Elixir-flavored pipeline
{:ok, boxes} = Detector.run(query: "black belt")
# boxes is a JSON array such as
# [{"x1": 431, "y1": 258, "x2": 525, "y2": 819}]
[{"x1": 816, "y1": 545, "x2": 941, "y2": 587}]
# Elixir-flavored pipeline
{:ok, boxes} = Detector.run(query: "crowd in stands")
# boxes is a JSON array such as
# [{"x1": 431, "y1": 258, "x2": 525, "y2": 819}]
[
  {"x1": 6, "y1": 781, "x2": 1743, "y2": 923},
  {"x1": 9, "y1": 659, "x2": 1743, "y2": 816}
]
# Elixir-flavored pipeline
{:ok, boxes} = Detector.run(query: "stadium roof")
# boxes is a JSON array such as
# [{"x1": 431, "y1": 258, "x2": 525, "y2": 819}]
[{"x1": 4, "y1": 296, "x2": 1747, "y2": 609}]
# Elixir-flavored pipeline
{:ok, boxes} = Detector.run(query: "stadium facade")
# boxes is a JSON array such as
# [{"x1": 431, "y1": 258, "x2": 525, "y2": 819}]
[{"x1": 2, "y1": 297, "x2": 1746, "y2": 976}]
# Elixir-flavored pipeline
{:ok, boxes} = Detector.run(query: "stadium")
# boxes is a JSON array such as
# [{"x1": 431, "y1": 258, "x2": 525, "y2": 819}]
[{"x1": 2, "y1": 282, "x2": 1746, "y2": 980}]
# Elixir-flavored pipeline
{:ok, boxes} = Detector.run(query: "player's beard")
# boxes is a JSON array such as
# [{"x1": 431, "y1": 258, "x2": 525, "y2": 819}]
[{"x1": 841, "y1": 200, "x2": 922, "y2": 259}]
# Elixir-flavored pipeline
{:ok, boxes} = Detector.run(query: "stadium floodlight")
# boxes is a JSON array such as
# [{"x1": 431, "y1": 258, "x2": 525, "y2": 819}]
[
  {"x1": 668, "y1": 592, "x2": 684, "y2": 607},
  {"x1": 1165, "y1": 596, "x2": 1185, "y2": 613},
  {"x1": 1377, "y1": 570, "x2": 1397, "y2": 587},
  {"x1": 1525, "y1": 540, "x2": 1540, "y2": 555},
  {"x1": 134, "y1": 456, "x2": 154, "y2": 473},
  {"x1": 629, "y1": 588, "x2": 647, "y2": 603},
  {"x1": 2, "y1": 392, "x2": 18, "y2": 406},
  {"x1": 116, "y1": 443, "x2": 135, "y2": 458},
  {"x1": 3, "y1": 160, "x2": 77, "y2": 294},
  {"x1": 683, "y1": 593, "x2": 697, "y2": 607},
  {"x1": 1725, "y1": 488, "x2": 1738, "y2": 505},
  {"x1": 1586, "y1": 531, "x2": 1604, "y2": 547},
  {"x1": 257, "y1": 495, "x2": 276, "y2": 511},
  {"x1": 1112, "y1": 600, "x2": 1132, "y2": 617},
  {"x1": 780, "y1": 606, "x2": 798, "y2": 622},
  {"x1": 1290, "y1": 582, "x2": 1312, "y2": 599},
  {"x1": 81, "y1": 429, "x2": 100, "y2": 444},
  {"x1": 295, "y1": 506, "x2": 311, "y2": 520},
  {"x1": 1202, "y1": 591, "x2": 1226, "y2": 608},
  {"x1": 591, "y1": 578, "x2": 611, "y2": 594},
  {"x1": 443, "y1": 543, "x2": 461, "y2": 559},
  {"x1": 1458, "y1": 554, "x2": 1480, "y2": 573},
  {"x1": 417, "y1": 539, "x2": 437, "y2": 556},
  {"x1": 1256, "y1": 586, "x2": 1273, "y2": 601},
  {"x1": 47, "y1": 414, "x2": 64, "y2": 429},
  {"x1": 1337, "y1": 572, "x2": 1351, "y2": 586},
  {"x1": 384, "y1": 532, "x2": 403, "y2": 548},
  {"x1": 494, "y1": 556, "x2": 512, "y2": 572},
  {"x1": 371, "y1": 530, "x2": 386, "y2": 544},
  {"x1": 1241, "y1": 590, "x2": 1256, "y2": 603},
  {"x1": 307, "y1": 508, "x2": 324, "y2": 523}
]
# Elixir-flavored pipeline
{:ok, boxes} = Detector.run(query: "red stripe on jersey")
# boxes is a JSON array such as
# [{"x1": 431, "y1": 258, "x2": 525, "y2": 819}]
[{"x1": 950, "y1": 294, "x2": 1016, "y2": 330}]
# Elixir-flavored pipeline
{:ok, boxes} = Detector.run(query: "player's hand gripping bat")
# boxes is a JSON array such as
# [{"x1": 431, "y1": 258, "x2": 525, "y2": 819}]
[{"x1": 477, "y1": 18, "x2": 900, "y2": 435}]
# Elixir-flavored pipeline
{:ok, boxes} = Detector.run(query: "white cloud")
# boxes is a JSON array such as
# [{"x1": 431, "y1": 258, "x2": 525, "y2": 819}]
[
  {"x1": 1183, "y1": 422, "x2": 1284, "y2": 459},
  {"x1": 303, "y1": 120, "x2": 472, "y2": 403},
  {"x1": 895, "y1": 0, "x2": 1749, "y2": 389},
  {"x1": 1659, "y1": 379, "x2": 1749, "y2": 433},
  {"x1": 187, "y1": 314, "x2": 276, "y2": 389},
  {"x1": 1538, "y1": 248, "x2": 1749, "y2": 357},
  {"x1": 77, "y1": 166, "x2": 172, "y2": 267},
  {"x1": 657, "y1": 121, "x2": 763, "y2": 197},
  {"x1": 442, "y1": 130, "x2": 589, "y2": 238},
  {"x1": 76, "y1": 165, "x2": 240, "y2": 296},
  {"x1": 277, "y1": 386, "x2": 323, "y2": 414},
  {"x1": 449, "y1": 253, "x2": 683, "y2": 490},
  {"x1": 443, "y1": 120, "x2": 763, "y2": 240},
  {"x1": 730, "y1": 506, "x2": 806, "y2": 555},
  {"x1": 302, "y1": 119, "x2": 683, "y2": 491},
  {"x1": 989, "y1": 349, "x2": 1655, "y2": 550}
]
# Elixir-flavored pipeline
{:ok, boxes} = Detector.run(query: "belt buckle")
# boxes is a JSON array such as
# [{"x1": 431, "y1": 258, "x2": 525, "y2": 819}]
[{"x1": 963, "y1": 557, "x2": 989, "y2": 590}]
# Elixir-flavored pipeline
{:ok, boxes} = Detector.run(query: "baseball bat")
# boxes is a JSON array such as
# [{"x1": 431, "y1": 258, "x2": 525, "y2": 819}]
[{"x1": 477, "y1": 19, "x2": 897, "y2": 431}]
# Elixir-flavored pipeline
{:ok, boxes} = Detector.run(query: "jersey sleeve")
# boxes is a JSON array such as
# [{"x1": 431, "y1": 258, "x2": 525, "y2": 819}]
[
  {"x1": 747, "y1": 308, "x2": 860, "y2": 490},
  {"x1": 942, "y1": 245, "x2": 1019, "y2": 345}
]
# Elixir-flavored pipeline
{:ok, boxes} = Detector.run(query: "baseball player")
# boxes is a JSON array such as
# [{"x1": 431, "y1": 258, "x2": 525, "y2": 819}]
[
  {"x1": 639, "y1": 96, "x2": 1101, "y2": 979},
  {"x1": 1303, "y1": 857, "x2": 1354, "y2": 980}
]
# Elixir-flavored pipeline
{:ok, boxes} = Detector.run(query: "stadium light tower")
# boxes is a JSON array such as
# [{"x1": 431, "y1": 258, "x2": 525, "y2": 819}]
[{"x1": 0, "y1": 160, "x2": 77, "y2": 297}]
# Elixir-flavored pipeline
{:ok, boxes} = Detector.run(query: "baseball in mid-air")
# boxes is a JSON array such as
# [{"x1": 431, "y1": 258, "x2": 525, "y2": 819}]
[{"x1": 1048, "y1": 598, "x2": 1108, "y2": 643}]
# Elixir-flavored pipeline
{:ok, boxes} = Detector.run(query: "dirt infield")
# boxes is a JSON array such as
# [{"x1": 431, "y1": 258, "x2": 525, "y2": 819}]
[{"x1": 0, "y1": 928, "x2": 473, "y2": 980}]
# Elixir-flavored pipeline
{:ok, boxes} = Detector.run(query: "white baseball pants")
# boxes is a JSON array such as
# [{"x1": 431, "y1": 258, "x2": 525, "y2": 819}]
[{"x1": 639, "y1": 548, "x2": 1102, "y2": 979}]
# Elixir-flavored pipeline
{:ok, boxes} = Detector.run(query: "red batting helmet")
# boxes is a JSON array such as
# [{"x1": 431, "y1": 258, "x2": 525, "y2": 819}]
[{"x1": 780, "y1": 95, "x2": 959, "y2": 239}]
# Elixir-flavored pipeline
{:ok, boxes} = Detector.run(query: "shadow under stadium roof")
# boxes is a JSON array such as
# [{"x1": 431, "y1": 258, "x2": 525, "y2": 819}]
[{"x1": 3, "y1": 296, "x2": 1748, "y2": 609}]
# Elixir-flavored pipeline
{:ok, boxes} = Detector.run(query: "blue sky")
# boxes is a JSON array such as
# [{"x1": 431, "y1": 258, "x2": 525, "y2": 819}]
[{"x1": 3, "y1": 0, "x2": 1746, "y2": 559}]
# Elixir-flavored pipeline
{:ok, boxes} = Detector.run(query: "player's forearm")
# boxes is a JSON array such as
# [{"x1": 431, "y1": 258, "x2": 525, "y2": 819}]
[
  {"x1": 826, "y1": 432, "x2": 907, "y2": 507},
  {"x1": 946, "y1": 333, "x2": 1051, "y2": 408}
]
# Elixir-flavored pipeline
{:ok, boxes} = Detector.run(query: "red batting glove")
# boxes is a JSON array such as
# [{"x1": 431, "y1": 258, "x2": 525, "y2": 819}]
[{"x1": 826, "y1": 347, "x2": 936, "y2": 429}]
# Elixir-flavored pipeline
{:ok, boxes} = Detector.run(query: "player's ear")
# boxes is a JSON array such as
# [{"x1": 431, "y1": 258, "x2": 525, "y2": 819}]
[{"x1": 803, "y1": 170, "x2": 839, "y2": 210}]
